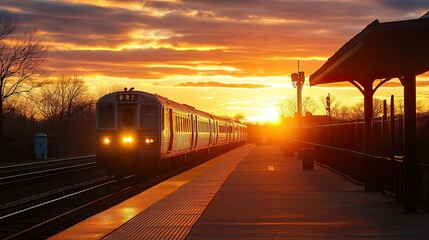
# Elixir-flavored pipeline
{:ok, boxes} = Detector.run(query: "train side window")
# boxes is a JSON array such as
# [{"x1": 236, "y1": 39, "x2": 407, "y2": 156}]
[
  {"x1": 176, "y1": 116, "x2": 181, "y2": 132},
  {"x1": 122, "y1": 107, "x2": 135, "y2": 126},
  {"x1": 187, "y1": 119, "x2": 190, "y2": 132},
  {"x1": 140, "y1": 105, "x2": 158, "y2": 130},
  {"x1": 98, "y1": 104, "x2": 114, "y2": 128},
  {"x1": 161, "y1": 107, "x2": 165, "y2": 130}
]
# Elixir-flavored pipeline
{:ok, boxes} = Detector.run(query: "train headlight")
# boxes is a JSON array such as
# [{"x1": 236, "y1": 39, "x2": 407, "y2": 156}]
[
  {"x1": 145, "y1": 138, "x2": 154, "y2": 144},
  {"x1": 123, "y1": 136, "x2": 133, "y2": 143},
  {"x1": 103, "y1": 137, "x2": 111, "y2": 144}
]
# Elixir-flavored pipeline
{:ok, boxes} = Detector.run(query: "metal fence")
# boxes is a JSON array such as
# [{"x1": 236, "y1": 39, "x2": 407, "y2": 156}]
[{"x1": 286, "y1": 114, "x2": 429, "y2": 210}]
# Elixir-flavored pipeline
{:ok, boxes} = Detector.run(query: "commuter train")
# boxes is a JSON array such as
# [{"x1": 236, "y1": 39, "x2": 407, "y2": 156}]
[{"x1": 96, "y1": 88, "x2": 247, "y2": 177}]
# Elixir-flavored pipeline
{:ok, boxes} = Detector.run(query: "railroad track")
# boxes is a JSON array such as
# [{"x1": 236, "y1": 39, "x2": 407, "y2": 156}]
[
  {"x1": 0, "y1": 156, "x2": 96, "y2": 188},
  {"x1": 0, "y1": 175, "x2": 130, "y2": 240},
  {"x1": 0, "y1": 152, "x2": 220, "y2": 239}
]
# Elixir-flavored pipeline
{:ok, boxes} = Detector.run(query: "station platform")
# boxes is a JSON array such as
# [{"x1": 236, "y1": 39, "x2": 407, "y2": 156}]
[{"x1": 51, "y1": 144, "x2": 429, "y2": 239}]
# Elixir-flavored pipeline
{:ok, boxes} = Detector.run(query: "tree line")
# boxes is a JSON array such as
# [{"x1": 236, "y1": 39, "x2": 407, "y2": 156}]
[
  {"x1": 0, "y1": 12, "x2": 107, "y2": 161},
  {"x1": 277, "y1": 94, "x2": 425, "y2": 122}
]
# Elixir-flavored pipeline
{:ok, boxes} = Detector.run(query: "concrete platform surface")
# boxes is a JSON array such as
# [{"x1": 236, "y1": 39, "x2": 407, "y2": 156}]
[{"x1": 187, "y1": 145, "x2": 429, "y2": 239}]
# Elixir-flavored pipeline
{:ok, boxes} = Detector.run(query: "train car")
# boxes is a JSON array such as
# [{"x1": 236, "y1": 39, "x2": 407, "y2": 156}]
[{"x1": 96, "y1": 88, "x2": 247, "y2": 177}]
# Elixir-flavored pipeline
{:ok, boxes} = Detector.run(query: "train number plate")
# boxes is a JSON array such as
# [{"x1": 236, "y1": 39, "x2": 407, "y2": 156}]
[{"x1": 118, "y1": 94, "x2": 137, "y2": 102}]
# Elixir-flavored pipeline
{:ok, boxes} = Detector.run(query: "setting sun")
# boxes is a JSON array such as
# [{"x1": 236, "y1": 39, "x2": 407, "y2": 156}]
[
  {"x1": 264, "y1": 108, "x2": 280, "y2": 123},
  {"x1": 248, "y1": 107, "x2": 280, "y2": 124}
]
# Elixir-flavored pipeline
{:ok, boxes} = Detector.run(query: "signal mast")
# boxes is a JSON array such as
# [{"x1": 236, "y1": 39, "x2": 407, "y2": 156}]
[{"x1": 291, "y1": 60, "x2": 305, "y2": 118}]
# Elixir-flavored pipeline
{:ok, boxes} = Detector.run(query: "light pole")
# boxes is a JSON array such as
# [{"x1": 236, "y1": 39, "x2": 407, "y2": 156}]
[
  {"x1": 291, "y1": 69, "x2": 305, "y2": 118},
  {"x1": 291, "y1": 63, "x2": 306, "y2": 161}
]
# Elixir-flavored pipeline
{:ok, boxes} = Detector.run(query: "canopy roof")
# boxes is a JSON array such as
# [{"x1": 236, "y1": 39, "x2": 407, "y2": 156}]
[{"x1": 310, "y1": 14, "x2": 429, "y2": 86}]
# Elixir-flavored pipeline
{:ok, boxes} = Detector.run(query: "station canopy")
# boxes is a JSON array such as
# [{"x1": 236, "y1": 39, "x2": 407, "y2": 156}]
[{"x1": 310, "y1": 14, "x2": 429, "y2": 86}]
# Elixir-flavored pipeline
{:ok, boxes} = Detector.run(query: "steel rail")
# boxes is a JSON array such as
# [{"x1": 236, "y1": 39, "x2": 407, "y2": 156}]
[{"x1": 0, "y1": 155, "x2": 95, "y2": 171}]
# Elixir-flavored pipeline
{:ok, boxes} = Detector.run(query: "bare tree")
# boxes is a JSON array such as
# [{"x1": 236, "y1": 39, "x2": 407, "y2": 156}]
[
  {"x1": 348, "y1": 101, "x2": 364, "y2": 120},
  {"x1": 2, "y1": 97, "x2": 37, "y2": 141},
  {"x1": 372, "y1": 98, "x2": 385, "y2": 118},
  {"x1": 392, "y1": 97, "x2": 424, "y2": 116},
  {"x1": 233, "y1": 113, "x2": 245, "y2": 122},
  {"x1": 94, "y1": 84, "x2": 124, "y2": 99},
  {"x1": 0, "y1": 11, "x2": 47, "y2": 141},
  {"x1": 301, "y1": 96, "x2": 320, "y2": 115},
  {"x1": 319, "y1": 94, "x2": 344, "y2": 118},
  {"x1": 337, "y1": 105, "x2": 352, "y2": 121},
  {"x1": 32, "y1": 76, "x2": 93, "y2": 156},
  {"x1": 33, "y1": 76, "x2": 92, "y2": 134},
  {"x1": 278, "y1": 97, "x2": 296, "y2": 118},
  {"x1": 3, "y1": 96, "x2": 35, "y2": 120},
  {"x1": 347, "y1": 99, "x2": 387, "y2": 120},
  {"x1": 0, "y1": 12, "x2": 16, "y2": 40},
  {"x1": 278, "y1": 95, "x2": 320, "y2": 118}
]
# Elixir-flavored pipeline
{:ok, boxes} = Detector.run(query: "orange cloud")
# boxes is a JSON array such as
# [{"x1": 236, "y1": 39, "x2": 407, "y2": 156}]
[
  {"x1": 175, "y1": 81, "x2": 270, "y2": 89},
  {"x1": 2, "y1": 0, "x2": 429, "y2": 119},
  {"x1": 7, "y1": 0, "x2": 427, "y2": 81}
]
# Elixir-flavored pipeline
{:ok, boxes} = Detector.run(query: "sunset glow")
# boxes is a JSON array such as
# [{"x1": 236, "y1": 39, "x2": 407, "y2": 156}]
[
  {"x1": 2, "y1": 1, "x2": 429, "y2": 122},
  {"x1": 256, "y1": 107, "x2": 281, "y2": 124}
]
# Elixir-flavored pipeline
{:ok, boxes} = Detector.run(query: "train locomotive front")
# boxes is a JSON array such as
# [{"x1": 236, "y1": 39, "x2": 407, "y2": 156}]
[
  {"x1": 96, "y1": 89, "x2": 248, "y2": 178},
  {"x1": 96, "y1": 90, "x2": 161, "y2": 177}
]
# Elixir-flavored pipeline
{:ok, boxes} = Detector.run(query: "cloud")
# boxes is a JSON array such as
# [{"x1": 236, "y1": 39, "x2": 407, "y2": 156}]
[
  {"x1": 1, "y1": 0, "x2": 147, "y2": 49},
  {"x1": 175, "y1": 81, "x2": 270, "y2": 89},
  {"x1": 417, "y1": 81, "x2": 429, "y2": 88},
  {"x1": 375, "y1": 0, "x2": 429, "y2": 13},
  {"x1": 2, "y1": 0, "x2": 385, "y2": 54},
  {"x1": 1, "y1": 0, "x2": 428, "y2": 88},
  {"x1": 381, "y1": 81, "x2": 402, "y2": 88},
  {"x1": 1, "y1": 0, "x2": 428, "y2": 121}
]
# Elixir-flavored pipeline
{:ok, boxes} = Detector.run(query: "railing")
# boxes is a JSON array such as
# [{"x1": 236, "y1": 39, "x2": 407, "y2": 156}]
[
  {"x1": 286, "y1": 140, "x2": 429, "y2": 210},
  {"x1": 283, "y1": 114, "x2": 429, "y2": 210}
]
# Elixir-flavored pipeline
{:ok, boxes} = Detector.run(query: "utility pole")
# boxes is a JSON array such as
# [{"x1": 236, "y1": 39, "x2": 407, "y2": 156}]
[{"x1": 291, "y1": 60, "x2": 305, "y2": 118}]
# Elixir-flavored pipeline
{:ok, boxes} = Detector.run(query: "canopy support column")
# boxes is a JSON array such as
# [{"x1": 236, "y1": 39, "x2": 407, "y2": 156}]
[
  {"x1": 401, "y1": 74, "x2": 418, "y2": 213},
  {"x1": 362, "y1": 82, "x2": 374, "y2": 154}
]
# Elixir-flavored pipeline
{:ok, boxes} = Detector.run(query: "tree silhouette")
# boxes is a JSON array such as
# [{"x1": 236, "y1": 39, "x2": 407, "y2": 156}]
[
  {"x1": 32, "y1": 75, "x2": 93, "y2": 156},
  {"x1": 278, "y1": 95, "x2": 320, "y2": 118},
  {"x1": 0, "y1": 11, "x2": 47, "y2": 141}
]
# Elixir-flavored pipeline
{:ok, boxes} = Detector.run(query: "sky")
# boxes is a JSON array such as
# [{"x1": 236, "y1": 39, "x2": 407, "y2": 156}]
[{"x1": 1, "y1": 0, "x2": 428, "y2": 123}]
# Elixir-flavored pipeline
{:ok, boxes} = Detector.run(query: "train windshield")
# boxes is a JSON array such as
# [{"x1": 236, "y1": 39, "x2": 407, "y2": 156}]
[
  {"x1": 122, "y1": 107, "x2": 135, "y2": 126},
  {"x1": 140, "y1": 105, "x2": 158, "y2": 130},
  {"x1": 98, "y1": 104, "x2": 114, "y2": 128}
]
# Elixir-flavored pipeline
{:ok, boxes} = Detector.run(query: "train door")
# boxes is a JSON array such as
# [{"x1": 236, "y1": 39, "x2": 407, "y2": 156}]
[
  {"x1": 227, "y1": 122, "x2": 231, "y2": 142},
  {"x1": 232, "y1": 123, "x2": 236, "y2": 142},
  {"x1": 190, "y1": 114, "x2": 194, "y2": 149},
  {"x1": 208, "y1": 119, "x2": 212, "y2": 145},
  {"x1": 215, "y1": 121, "x2": 219, "y2": 144},
  {"x1": 119, "y1": 104, "x2": 136, "y2": 129},
  {"x1": 168, "y1": 108, "x2": 173, "y2": 152},
  {"x1": 194, "y1": 117, "x2": 198, "y2": 147}
]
